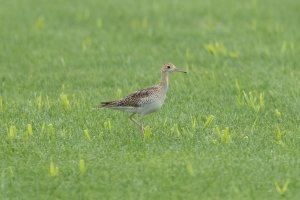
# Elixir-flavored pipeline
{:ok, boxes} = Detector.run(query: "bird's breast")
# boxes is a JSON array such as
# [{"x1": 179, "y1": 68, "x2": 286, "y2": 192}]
[{"x1": 140, "y1": 99, "x2": 164, "y2": 116}]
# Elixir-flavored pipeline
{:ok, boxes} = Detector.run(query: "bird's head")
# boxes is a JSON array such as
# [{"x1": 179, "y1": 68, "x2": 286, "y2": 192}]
[{"x1": 162, "y1": 63, "x2": 187, "y2": 74}]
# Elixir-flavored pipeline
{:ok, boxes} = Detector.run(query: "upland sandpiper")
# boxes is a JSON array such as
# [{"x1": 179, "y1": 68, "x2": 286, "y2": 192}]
[{"x1": 100, "y1": 63, "x2": 187, "y2": 132}]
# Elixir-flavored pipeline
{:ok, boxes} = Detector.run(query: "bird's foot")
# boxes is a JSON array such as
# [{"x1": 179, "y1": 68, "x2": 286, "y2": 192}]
[{"x1": 140, "y1": 126, "x2": 145, "y2": 134}]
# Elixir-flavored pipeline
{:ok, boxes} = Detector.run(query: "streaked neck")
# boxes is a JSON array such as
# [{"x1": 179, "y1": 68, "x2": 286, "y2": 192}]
[{"x1": 159, "y1": 71, "x2": 169, "y2": 91}]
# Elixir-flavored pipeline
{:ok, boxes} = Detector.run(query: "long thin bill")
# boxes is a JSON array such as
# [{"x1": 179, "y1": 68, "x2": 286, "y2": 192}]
[{"x1": 175, "y1": 68, "x2": 187, "y2": 73}]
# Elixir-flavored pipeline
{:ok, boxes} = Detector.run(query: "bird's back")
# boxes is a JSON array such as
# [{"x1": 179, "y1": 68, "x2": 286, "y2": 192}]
[{"x1": 101, "y1": 85, "x2": 166, "y2": 111}]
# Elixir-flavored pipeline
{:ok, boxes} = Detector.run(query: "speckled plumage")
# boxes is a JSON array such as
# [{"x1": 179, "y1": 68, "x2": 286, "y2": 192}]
[
  {"x1": 101, "y1": 86, "x2": 162, "y2": 108},
  {"x1": 101, "y1": 85, "x2": 165, "y2": 115},
  {"x1": 100, "y1": 63, "x2": 187, "y2": 132}
]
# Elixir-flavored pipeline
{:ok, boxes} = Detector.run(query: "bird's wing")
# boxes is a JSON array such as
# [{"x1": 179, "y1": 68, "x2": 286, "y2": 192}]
[
  {"x1": 101, "y1": 86, "x2": 160, "y2": 108},
  {"x1": 118, "y1": 86, "x2": 160, "y2": 107}
]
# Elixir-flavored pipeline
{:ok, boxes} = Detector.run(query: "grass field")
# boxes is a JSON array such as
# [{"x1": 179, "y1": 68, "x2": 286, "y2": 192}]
[{"x1": 1, "y1": 0, "x2": 300, "y2": 199}]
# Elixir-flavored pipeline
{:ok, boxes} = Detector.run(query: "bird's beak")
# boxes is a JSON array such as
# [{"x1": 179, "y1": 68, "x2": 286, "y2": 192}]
[{"x1": 174, "y1": 68, "x2": 187, "y2": 73}]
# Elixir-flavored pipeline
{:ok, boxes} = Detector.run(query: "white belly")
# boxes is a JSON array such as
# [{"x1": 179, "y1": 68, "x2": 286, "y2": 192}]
[
  {"x1": 109, "y1": 100, "x2": 163, "y2": 116},
  {"x1": 109, "y1": 94, "x2": 166, "y2": 117},
  {"x1": 140, "y1": 100, "x2": 164, "y2": 117}
]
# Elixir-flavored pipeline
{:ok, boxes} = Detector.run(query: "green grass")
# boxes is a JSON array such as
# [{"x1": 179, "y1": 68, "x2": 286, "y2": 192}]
[{"x1": 1, "y1": 0, "x2": 300, "y2": 199}]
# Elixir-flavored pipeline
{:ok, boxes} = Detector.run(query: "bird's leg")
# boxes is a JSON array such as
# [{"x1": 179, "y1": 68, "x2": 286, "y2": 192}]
[
  {"x1": 139, "y1": 117, "x2": 145, "y2": 133},
  {"x1": 129, "y1": 113, "x2": 144, "y2": 133}
]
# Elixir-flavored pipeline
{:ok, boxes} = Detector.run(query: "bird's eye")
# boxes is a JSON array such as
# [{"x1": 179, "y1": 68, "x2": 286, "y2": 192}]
[{"x1": 167, "y1": 66, "x2": 171, "y2": 69}]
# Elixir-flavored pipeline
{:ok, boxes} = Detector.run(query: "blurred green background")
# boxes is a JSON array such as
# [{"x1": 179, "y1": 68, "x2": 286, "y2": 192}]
[{"x1": 0, "y1": 0, "x2": 299, "y2": 199}]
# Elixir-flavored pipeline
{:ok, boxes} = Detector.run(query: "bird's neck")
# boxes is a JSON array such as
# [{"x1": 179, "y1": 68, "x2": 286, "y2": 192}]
[{"x1": 159, "y1": 71, "x2": 169, "y2": 91}]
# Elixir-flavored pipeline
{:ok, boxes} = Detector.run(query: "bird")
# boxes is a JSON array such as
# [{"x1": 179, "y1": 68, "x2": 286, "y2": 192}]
[{"x1": 100, "y1": 63, "x2": 187, "y2": 133}]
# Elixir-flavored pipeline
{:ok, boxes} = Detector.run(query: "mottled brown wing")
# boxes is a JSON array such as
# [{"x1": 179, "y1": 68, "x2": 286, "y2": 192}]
[
  {"x1": 101, "y1": 86, "x2": 159, "y2": 108},
  {"x1": 117, "y1": 86, "x2": 159, "y2": 107}
]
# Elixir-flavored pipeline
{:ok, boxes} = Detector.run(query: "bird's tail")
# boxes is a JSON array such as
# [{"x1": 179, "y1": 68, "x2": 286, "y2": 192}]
[
  {"x1": 92, "y1": 99, "x2": 122, "y2": 111},
  {"x1": 96, "y1": 100, "x2": 119, "y2": 109},
  {"x1": 92, "y1": 102, "x2": 110, "y2": 111},
  {"x1": 100, "y1": 101, "x2": 113, "y2": 107}
]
